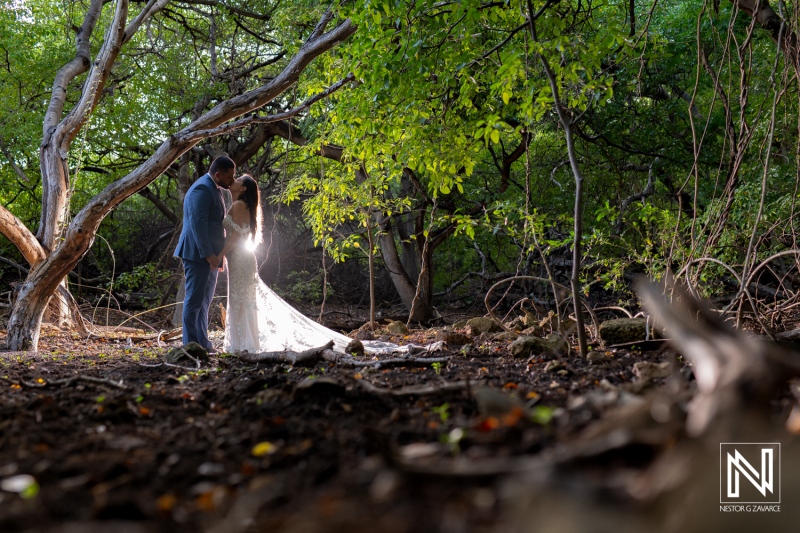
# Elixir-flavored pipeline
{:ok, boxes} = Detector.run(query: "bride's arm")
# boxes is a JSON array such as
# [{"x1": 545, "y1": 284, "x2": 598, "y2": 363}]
[{"x1": 219, "y1": 201, "x2": 248, "y2": 258}]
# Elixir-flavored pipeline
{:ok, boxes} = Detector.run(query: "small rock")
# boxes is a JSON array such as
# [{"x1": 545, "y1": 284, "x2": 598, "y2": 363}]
[
  {"x1": 466, "y1": 317, "x2": 503, "y2": 335},
  {"x1": 452, "y1": 319, "x2": 469, "y2": 328},
  {"x1": 598, "y1": 318, "x2": 658, "y2": 345},
  {"x1": 346, "y1": 339, "x2": 364, "y2": 355},
  {"x1": 586, "y1": 351, "x2": 611, "y2": 364},
  {"x1": 556, "y1": 369, "x2": 570, "y2": 376},
  {"x1": 355, "y1": 328, "x2": 374, "y2": 341},
  {"x1": 436, "y1": 330, "x2": 473, "y2": 346},
  {"x1": 386, "y1": 321, "x2": 409, "y2": 335},
  {"x1": 493, "y1": 331, "x2": 519, "y2": 342},
  {"x1": 544, "y1": 360, "x2": 563, "y2": 372},
  {"x1": 633, "y1": 361, "x2": 671, "y2": 380},
  {"x1": 164, "y1": 342, "x2": 208, "y2": 364},
  {"x1": 510, "y1": 334, "x2": 566, "y2": 358}
]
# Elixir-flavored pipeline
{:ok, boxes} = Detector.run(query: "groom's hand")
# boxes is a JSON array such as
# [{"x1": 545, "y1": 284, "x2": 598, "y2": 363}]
[{"x1": 206, "y1": 254, "x2": 220, "y2": 269}]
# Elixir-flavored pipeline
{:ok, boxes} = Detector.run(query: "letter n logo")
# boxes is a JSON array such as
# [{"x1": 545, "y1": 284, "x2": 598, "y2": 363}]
[{"x1": 720, "y1": 443, "x2": 780, "y2": 504}]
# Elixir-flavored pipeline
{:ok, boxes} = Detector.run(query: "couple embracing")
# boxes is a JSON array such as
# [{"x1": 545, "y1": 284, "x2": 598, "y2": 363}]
[{"x1": 174, "y1": 156, "x2": 354, "y2": 354}]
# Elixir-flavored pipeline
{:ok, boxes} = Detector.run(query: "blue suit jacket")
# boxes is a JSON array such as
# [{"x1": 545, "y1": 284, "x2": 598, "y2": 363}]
[{"x1": 175, "y1": 174, "x2": 226, "y2": 262}]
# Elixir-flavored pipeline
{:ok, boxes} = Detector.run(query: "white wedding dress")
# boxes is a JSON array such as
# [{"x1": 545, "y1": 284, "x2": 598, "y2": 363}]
[
  {"x1": 221, "y1": 215, "x2": 445, "y2": 356},
  {"x1": 222, "y1": 215, "x2": 354, "y2": 353}
]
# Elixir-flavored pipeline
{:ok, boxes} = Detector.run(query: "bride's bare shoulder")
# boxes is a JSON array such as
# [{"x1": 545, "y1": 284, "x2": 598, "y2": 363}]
[{"x1": 228, "y1": 200, "x2": 249, "y2": 226}]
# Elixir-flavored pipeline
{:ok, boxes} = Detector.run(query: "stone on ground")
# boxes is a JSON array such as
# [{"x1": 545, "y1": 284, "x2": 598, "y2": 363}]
[
  {"x1": 510, "y1": 333, "x2": 566, "y2": 358},
  {"x1": 466, "y1": 317, "x2": 503, "y2": 335},
  {"x1": 598, "y1": 317, "x2": 657, "y2": 345},
  {"x1": 387, "y1": 320, "x2": 409, "y2": 335}
]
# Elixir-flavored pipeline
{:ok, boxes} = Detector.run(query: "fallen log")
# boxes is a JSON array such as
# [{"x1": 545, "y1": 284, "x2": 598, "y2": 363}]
[
  {"x1": 235, "y1": 341, "x2": 450, "y2": 370},
  {"x1": 236, "y1": 341, "x2": 335, "y2": 367}
]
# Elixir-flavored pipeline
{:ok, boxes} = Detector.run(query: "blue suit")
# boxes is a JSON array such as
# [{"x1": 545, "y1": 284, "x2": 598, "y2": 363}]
[{"x1": 175, "y1": 174, "x2": 226, "y2": 350}]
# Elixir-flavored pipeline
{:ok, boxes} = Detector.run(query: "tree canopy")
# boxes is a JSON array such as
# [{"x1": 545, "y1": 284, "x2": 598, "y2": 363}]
[{"x1": 1, "y1": 0, "x2": 799, "y2": 349}]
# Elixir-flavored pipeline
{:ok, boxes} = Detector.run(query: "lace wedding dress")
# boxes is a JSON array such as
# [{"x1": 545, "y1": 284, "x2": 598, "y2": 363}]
[{"x1": 222, "y1": 215, "x2": 354, "y2": 353}]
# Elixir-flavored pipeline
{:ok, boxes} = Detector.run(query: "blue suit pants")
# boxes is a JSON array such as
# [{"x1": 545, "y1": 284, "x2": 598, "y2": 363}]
[{"x1": 182, "y1": 258, "x2": 218, "y2": 350}]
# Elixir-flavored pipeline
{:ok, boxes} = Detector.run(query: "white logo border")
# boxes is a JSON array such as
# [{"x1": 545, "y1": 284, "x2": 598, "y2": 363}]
[{"x1": 719, "y1": 442, "x2": 781, "y2": 504}]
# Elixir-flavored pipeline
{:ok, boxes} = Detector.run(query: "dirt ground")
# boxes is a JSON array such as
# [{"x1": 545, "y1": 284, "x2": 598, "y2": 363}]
[{"x1": 1, "y1": 317, "x2": 796, "y2": 533}]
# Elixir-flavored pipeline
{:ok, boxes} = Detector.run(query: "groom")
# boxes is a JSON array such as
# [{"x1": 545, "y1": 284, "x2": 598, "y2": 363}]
[{"x1": 175, "y1": 156, "x2": 236, "y2": 353}]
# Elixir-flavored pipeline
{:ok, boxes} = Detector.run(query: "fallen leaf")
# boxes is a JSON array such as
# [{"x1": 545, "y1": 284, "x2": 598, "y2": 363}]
[
  {"x1": 251, "y1": 441, "x2": 278, "y2": 457},
  {"x1": 196, "y1": 486, "x2": 227, "y2": 511},
  {"x1": 501, "y1": 406, "x2": 524, "y2": 427},
  {"x1": 474, "y1": 417, "x2": 500, "y2": 432},
  {"x1": 156, "y1": 493, "x2": 177, "y2": 514}
]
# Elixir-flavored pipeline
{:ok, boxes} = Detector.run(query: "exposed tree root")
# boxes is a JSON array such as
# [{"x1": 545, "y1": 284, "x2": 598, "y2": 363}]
[{"x1": 353, "y1": 378, "x2": 478, "y2": 397}]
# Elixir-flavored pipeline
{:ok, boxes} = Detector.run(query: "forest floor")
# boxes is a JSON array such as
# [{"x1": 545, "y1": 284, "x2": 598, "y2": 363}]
[{"x1": 0, "y1": 313, "x2": 796, "y2": 532}]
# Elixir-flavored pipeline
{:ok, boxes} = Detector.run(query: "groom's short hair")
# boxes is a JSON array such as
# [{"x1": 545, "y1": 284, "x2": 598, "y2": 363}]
[{"x1": 209, "y1": 156, "x2": 235, "y2": 176}]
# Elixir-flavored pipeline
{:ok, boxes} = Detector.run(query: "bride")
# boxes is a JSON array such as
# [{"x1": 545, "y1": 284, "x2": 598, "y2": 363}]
[
  {"x1": 219, "y1": 175, "x2": 439, "y2": 356},
  {"x1": 219, "y1": 174, "x2": 355, "y2": 353}
]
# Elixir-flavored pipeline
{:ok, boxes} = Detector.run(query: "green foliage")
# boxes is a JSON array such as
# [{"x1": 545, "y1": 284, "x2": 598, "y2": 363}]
[
  {"x1": 112, "y1": 263, "x2": 171, "y2": 295},
  {"x1": 431, "y1": 402, "x2": 450, "y2": 423},
  {"x1": 277, "y1": 270, "x2": 326, "y2": 303},
  {"x1": 2, "y1": 0, "x2": 799, "y2": 316}
]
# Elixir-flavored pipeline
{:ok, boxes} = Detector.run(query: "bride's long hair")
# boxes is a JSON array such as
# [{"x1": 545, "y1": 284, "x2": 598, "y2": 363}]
[{"x1": 238, "y1": 174, "x2": 262, "y2": 243}]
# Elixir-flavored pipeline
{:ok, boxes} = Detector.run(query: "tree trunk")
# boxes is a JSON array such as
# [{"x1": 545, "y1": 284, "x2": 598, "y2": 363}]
[
  {"x1": 375, "y1": 215, "x2": 435, "y2": 321},
  {"x1": 527, "y1": 0, "x2": 588, "y2": 356},
  {"x1": 395, "y1": 171, "x2": 422, "y2": 282},
  {"x1": 367, "y1": 216, "x2": 376, "y2": 329},
  {"x1": 5, "y1": 10, "x2": 356, "y2": 351},
  {"x1": 0, "y1": 205, "x2": 82, "y2": 330}
]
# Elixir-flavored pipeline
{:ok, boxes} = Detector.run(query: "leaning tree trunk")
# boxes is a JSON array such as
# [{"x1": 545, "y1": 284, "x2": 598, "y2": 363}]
[
  {"x1": 0, "y1": 205, "x2": 85, "y2": 333},
  {"x1": 5, "y1": 9, "x2": 356, "y2": 351}
]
